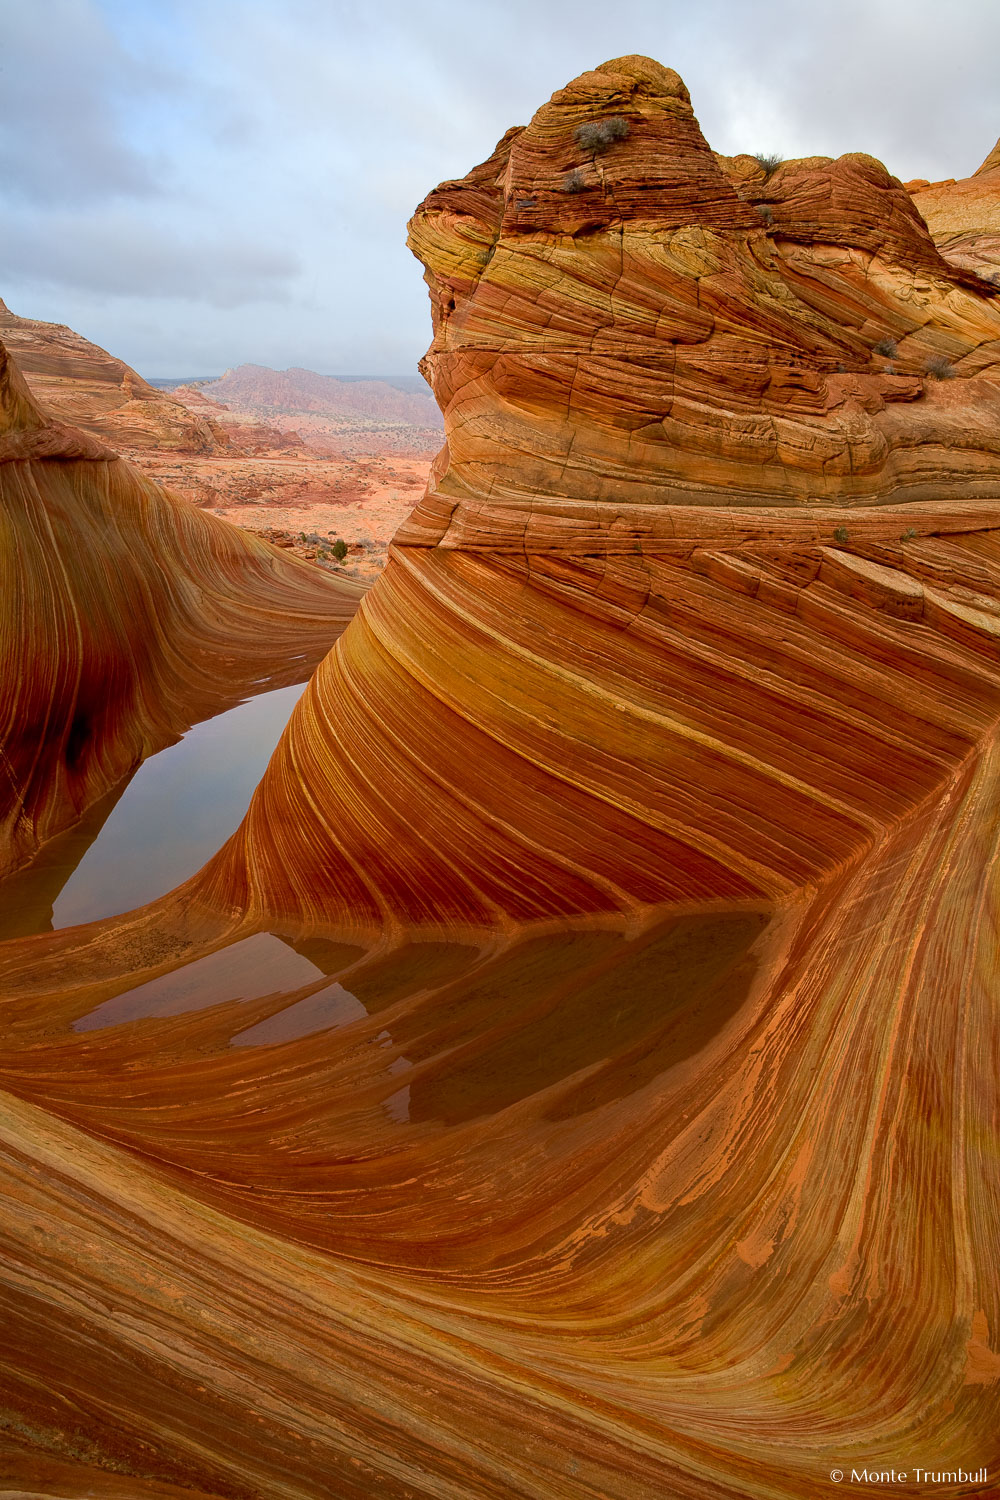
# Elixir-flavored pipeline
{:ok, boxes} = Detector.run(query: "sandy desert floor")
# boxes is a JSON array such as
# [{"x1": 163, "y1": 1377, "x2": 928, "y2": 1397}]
[{"x1": 127, "y1": 450, "x2": 435, "y2": 579}]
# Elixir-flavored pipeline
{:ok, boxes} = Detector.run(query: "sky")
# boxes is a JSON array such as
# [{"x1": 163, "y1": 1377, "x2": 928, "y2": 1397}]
[{"x1": 2, "y1": 0, "x2": 998, "y2": 378}]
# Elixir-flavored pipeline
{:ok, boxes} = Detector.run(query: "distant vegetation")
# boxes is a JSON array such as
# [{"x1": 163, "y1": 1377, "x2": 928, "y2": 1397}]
[
  {"x1": 574, "y1": 116, "x2": 630, "y2": 153},
  {"x1": 753, "y1": 152, "x2": 784, "y2": 178},
  {"x1": 833, "y1": 525, "x2": 850, "y2": 544},
  {"x1": 873, "y1": 337, "x2": 898, "y2": 358}
]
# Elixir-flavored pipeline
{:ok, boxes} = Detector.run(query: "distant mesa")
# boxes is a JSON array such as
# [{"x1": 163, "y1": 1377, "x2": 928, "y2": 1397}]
[
  {"x1": 145, "y1": 375, "x2": 225, "y2": 389},
  {"x1": 0, "y1": 298, "x2": 445, "y2": 470},
  {"x1": 202, "y1": 363, "x2": 441, "y2": 427},
  {"x1": 0, "y1": 309, "x2": 439, "y2": 532},
  {"x1": 195, "y1": 362, "x2": 444, "y2": 457}
]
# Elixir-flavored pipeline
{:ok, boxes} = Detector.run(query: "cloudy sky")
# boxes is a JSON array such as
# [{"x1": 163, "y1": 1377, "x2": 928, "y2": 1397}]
[{"x1": 3, "y1": 0, "x2": 998, "y2": 377}]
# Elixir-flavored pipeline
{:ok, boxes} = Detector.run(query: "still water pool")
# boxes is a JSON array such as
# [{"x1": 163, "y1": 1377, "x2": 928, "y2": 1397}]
[{"x1": 0, "y1": 683, "x2": 304, "y2": 939}]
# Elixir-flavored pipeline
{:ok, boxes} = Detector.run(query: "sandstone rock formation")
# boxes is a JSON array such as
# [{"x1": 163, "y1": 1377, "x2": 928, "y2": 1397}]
[
  {"x1": 404, "y1": 69, "x2": 1000, "y2": 510},
  {"x1": 0, "y1": 299, "x2": 227, "y2": 454},
  {"x1": 0, "y1": 335, "x2": 364, "y2": 879},
  {"x1": 1, "y1": 54, "x2": 999, "y2": 1500},
  {"x1": 0, "y1": 300, "x2": 438, "y2": 557},
  {"x1": 909, "y1": 138, "x2": 1000, "y2": 287}
]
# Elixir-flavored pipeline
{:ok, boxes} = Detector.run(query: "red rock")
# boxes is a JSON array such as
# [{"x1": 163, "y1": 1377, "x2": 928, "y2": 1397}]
[
  {"x1": 910, "y1": 140, "x2": 1000, "y2": 287},
  {"x1": 0, "y1": 335, "x2": 364, "y2": 877},
  {"x1": 0, "y1": 299, "x2": 225, "y2": 453}
]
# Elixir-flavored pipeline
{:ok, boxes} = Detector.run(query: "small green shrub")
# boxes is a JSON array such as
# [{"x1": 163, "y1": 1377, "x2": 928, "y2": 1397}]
[
  {"x1": 833, "y1": 525, "x2": 849, "y2": 544},
  {"x1": 901, "y1": 528, "x2": 918, "y2": 541},
  {"x1": 561, "y1": 169, "x2": 587, "y2": 194},
  {"x1": 574, "y1": 116, "x2": 630, "y2": 153},
  {"x1": 756, "y1": 204, "x2": 774, "y2": 225},
  {"x1": 331, "y1": 538, "x2": 348, "y2": 561},
  {"x1": 925, "y1": 354, "x2": 956, "y2": 379},
  {"x1": 873, "y1": 336, "x2": 898, "y2": 358},
  {"x1": 753, "y1": 152, "x2": 784, "y2": 178}
]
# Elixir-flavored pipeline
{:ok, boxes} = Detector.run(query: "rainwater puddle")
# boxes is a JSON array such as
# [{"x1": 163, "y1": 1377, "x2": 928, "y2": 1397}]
[
  {"x1": 0, "y1": 683, "x2": 304, "y2": 939},
  {"x1": 74, "y1": 933, "x2": 326, "y2": 1031},
  {"x1": 231, "y1": 981, "x2": 367, "y2": 1046}
]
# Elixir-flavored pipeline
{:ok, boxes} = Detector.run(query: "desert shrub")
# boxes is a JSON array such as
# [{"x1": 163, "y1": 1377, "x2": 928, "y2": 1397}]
[
  {"x1": 753, "y1": 152, "x2": 784, "y2": 178},
  {"x1": 833, "y1": 525, "x2": 849, "y2": 544},
  {"x1": 756, "y1": 204, "x2": 774, "y2": 225},
  {"x1": 331, "y1": 538, "x2": 348, "y2": 561},
  {"x1": 561, "y1": 169, "x2": 587, "y2": 194},
  {"x1": 873, "y1": 336, "x2": 898, "y2": 358},
  {"x1": 573, "y1": 116, "x2": 630, "y2": 153},
  {"x1": 925, "y1": 354, "x2": 956, "y2": 379},
  {"x1": 901, "y1": 528, "x2": 918, "y2": 541}
]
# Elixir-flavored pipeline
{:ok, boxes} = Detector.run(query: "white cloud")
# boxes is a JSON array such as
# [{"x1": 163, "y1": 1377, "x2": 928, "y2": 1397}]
[{"x1": 4, "y1": 209, "x2": 299, "y2": 304}]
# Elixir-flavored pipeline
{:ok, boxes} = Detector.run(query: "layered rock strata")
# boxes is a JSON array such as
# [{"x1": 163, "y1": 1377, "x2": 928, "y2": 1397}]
[
  {"x1": 1, "y1": 54, "x2": 999, "y2": 1500},
  {"x1": 0, "y1": 338, "x2": 364, "y2": 877},
  {"x1": 406, "y1": 58, "x2": 1000, "y2": 511},
  {"x1": 909, "y1": 138, "x2": 1000, "y2": 285},
  {"x1": 0, "y1": 299, "x2": 227, "y2": 454}
]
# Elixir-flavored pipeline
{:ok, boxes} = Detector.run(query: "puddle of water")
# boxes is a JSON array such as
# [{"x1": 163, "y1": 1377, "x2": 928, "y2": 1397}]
[
  {"x1": 0, "y1": 781, "x2": 125, "y2": 942},
  {"x1": 231, "y1": 981, "x2": 367, "y2": 1047},
  {"x1": 405, "y1": 912, "x2": 768, "y2": 1124},
  {"x1": 70, "y1": 913, "x2": 768, "y2": 1129},
  {"x1": 385, "y1": 1084, "x2": 412, "y2": 1124},
  {"x1": 75, "y1": 933, "x2": 326, "y2": 1031},
  {"x1": 0, "y1": 683, "x2": 305, "y2": 938},
  {"x1": 326, "y1": 942, "x2": 481, "y2": 1014}
]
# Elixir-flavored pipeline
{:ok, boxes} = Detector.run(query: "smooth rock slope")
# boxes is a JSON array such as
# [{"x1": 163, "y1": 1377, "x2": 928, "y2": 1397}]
[{"x1": 0, "y1": 299, "x2": 226, "y2": 454}]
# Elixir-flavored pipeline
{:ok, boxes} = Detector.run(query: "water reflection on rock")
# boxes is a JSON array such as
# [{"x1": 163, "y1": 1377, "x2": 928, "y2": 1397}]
[{"x1": 0, "y1": 683, "x2": 307, "y2": 939}]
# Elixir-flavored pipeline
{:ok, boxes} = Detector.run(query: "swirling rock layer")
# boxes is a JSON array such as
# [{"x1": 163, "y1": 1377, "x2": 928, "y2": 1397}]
[
  {"x1": 0, "y1": 337, "x2": 364, "y2": 877},
  {"x1": 0, "y1": 299, "x2": 228, "y2": 454},
  {"x1": 409, "y1": 56, "x2": 1000, "y2": 509},
  {"x1": 909, "y1": 138, "x2": 1000, "y2": 285},
  {"x1": 2, "y1": 54, "x2": 1000, "y2": 1500},
  {"x1": 2, "y1": 504, "x2": 1000, "y2": 1496}
]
